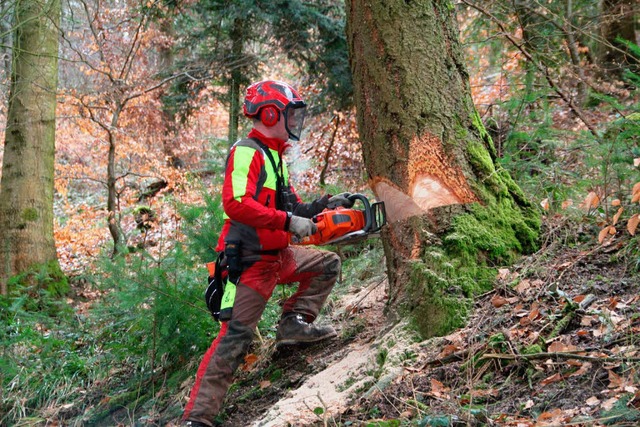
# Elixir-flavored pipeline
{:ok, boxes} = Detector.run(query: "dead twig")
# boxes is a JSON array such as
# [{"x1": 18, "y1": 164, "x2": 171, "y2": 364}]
[{"x1": 480, "y1": 351, "x2": 640, "y2": 363}]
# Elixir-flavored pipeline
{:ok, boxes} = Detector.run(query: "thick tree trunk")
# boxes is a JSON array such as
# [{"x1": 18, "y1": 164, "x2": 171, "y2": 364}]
[
  {"x1": 0, "y1": 0, "x2": 64, "y2": 294},
  {"x1": 346, "y1": 0, "x2": 540, "y2": 338},
  {"x1": 598, "y1": 0, "x2": 639, "y2": 77}
]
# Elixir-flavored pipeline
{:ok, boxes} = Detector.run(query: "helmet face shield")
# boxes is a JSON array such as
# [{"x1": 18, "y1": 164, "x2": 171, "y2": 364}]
[{"x1": 284, "y1": 102, "x2": 307, "y2": 141}]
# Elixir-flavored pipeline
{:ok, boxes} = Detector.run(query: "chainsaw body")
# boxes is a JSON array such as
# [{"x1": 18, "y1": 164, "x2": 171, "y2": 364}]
[{"x1": 292, "y1": 193, "x2": 386, "y2": 246}]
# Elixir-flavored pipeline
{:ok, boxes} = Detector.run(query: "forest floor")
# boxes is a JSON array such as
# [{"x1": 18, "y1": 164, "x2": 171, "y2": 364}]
[{"x1": 176, "y1": 215, "x2": 640, "y2": 427}]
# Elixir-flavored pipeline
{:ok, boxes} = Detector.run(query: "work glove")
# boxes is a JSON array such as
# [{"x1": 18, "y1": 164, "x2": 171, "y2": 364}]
[
  {"x1": 327, "y1": 192, "x2": 354, "y2": 209},
  {"x1": 289, "y1": 215, "x2": 318, "y2": 238}
]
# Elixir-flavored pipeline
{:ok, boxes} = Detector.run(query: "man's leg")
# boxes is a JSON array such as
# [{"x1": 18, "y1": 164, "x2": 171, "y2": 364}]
[
  {"x1": 183, "y1": 258, "x2": 280, "y2": 426},
  {"x1": 275, "y1": 246, "x2": 341, "y2": 345}
]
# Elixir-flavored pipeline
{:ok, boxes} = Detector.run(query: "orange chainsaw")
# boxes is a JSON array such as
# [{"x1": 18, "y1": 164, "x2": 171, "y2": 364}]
[{"x1": 291, "y1": 193, "x2": 386, "y2": 246}]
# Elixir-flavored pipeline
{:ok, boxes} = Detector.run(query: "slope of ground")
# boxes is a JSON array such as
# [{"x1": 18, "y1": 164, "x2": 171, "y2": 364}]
[{"x1": 188, "y1": 216, "x2": 640, "y2": 427}]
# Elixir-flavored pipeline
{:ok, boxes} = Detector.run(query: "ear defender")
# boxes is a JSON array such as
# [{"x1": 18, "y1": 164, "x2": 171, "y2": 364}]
[{"x1": 260, "y1": 106, "x2": 279, "y2": 127}]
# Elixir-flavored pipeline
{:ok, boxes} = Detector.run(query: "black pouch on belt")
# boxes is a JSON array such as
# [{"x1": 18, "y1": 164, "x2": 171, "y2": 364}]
[{"x1": 204, "y1": 252, "x2": 226, "y2": 321}]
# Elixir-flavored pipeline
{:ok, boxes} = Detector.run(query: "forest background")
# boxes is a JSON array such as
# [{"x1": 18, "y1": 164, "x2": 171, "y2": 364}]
[{"x1": 1, "y1": 0, "x2": 640, "y2": 426}]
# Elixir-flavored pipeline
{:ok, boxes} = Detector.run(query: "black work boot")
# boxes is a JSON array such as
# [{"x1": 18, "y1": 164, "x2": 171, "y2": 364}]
[{"x1": 276, "y1": 313, "x2": 337, "y2": 346}]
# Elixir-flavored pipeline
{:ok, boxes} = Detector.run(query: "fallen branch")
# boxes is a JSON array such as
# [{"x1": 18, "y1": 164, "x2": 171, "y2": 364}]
[{"x1": 480, "y1": 351, "x2": 640, "y2": 363}]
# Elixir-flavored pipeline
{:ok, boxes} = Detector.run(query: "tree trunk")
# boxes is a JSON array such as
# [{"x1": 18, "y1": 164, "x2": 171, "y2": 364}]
[
  {"x1": 598, "y1": 0, "x2": 639, "y2": 77},
  {"x1": 0, "y1": 0, "x2": 65, "y2": 294},
  {"x1": 346, "y1": 0, "x2": 540, "y2": 338},
  {"x1": 228, "y1": 17, "x2": 245, "y2": 147}
]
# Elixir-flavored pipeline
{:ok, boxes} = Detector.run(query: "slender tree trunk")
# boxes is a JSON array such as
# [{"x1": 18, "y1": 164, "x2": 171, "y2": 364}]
[
  {"x1": 107, "y1": 101, "x2": 125, "y2": 256},
  {"x1": 346, "y1": 0, "x2": 540, "y2": 338},
  {"x1": 228, "y1": 17, "x2": 245, "y2": 147},
  {"x1": 0, "y1": 0, "x2": 64, "y2": 294}
]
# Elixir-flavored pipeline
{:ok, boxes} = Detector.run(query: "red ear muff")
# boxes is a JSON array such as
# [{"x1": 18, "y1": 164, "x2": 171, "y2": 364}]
[{"x1": 261, "y1": 106, "x2": 279, "y2": 127}]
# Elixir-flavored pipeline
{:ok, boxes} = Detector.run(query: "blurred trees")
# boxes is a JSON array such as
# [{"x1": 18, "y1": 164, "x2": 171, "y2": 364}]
[
  {"x1": 0, "y1": 0, "x2": 64, "y2": 294},
  {"x1": 166, "y1": 0, "x2": 352, "y2": 145}
]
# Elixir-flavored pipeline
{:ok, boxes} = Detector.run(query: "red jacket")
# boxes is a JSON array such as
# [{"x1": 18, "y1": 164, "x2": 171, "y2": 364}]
[{"x1": 216, "y1": 130, "x2": 327, "y2": 253}]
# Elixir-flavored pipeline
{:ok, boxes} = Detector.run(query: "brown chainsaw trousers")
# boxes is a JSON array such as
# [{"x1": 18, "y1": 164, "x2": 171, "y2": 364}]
[{"x1": 182, "y1": 246, "x2": 340, "y2": 426}]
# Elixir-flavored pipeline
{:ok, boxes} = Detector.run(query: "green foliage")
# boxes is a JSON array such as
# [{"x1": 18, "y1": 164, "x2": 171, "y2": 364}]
[
  {"x1": 1, "y1": 192, "x2": 227, "y2": 425},
  {"x1": 178, "y1": 192, "x2": 225, "y2": 264}
]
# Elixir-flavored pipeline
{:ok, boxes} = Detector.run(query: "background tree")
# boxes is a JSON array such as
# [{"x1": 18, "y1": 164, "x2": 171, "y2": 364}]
[
  {"x1": 60, "y1": 0, "x2": 185, "y2": 255},
  {"x1": 0, "y1": 0, "x2": 64, "y2": 295},
  {"x1": 346, "y1": 0, "x2": 540, "y2": 338},
  {"x1": 167, "y1": 0, "x2": 351, "y2": 146},
  {"x1": 598, "y1": 0, "x2": 639, "y2": 78}
]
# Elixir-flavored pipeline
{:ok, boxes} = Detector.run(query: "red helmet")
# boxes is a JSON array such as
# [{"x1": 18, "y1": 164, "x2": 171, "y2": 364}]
[{"x1": 243, "y1": 80, "x2": 307, "y2": 141}]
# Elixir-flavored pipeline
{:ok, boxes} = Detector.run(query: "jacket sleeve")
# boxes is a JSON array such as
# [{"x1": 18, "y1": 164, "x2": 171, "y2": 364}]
[{"x1": 222, "y1": 145, "x2": 288, "y2": 230}]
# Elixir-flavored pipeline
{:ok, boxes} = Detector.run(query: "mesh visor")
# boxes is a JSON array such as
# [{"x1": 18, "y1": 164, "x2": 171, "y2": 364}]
[{"x1": 284, "y1": 102, "x2": 307, "y2": 141}]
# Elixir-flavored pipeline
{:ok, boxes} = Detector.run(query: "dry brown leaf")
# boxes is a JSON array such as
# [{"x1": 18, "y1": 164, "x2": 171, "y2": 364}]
[
  {"x1": 583, "y1": 191, "x2": 600, "y2": 210},
  {"x1": 612, "y1": 207, "x2": 623, "y2": 225},
  {"x1": 540, "y1": 198, "x2": 549, "y2": 211},
  {"x1": 612, "y1": 198, "x2": 621, "y2": 206},
  {"x1": 598, "y1": 225, "x2": 615, "y2": 244},
  {"x1": 586, "y1": 396, "x2": 600, "y2": 406},
  {"x1": 515, "y1": 279, "x2": 531, "y2": 294},
  {"x1": 540, "y1": 373, "x2": 564, "y2": 387},
  {"x1": 602, "y1": 397, "x2": 619, "y2": 411},
  {"x1": 561, "y1": 199, "x2": 573, "y2": 209},
  {"x1": 570, "y1": 362, "x2": 592, "y2": 377},
  {"x1": 633, "y1": 191, "x2": 640, "y2": 203},
  {"x1": 259, "y1": 380, "x2": 271, "y2": 389},
  {"x1": 242, "y1": 353, "x2": 259, "y2": 371},
  {"x1": 491, "y1": 294, "x2": 509, "y2": 308},
  {"x1": 628, "y1": 214, "x2": 640, "y2": 236},
  {"x1": 633, "y1": 182, "x2": 640, "y2": 195},
  {"x1": 438, "y1": 344, "x2": 460, "y2": 358}
]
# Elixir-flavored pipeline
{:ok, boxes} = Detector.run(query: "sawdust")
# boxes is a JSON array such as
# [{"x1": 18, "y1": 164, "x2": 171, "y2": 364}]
[{"x1": 251, "y1": 277, "x2": 390, "y2": 426}]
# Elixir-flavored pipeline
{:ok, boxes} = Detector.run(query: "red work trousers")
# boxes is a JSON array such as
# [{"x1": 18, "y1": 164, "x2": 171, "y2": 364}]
[{"x1": 182, "y1": 245, "x2": 340, "y2": 426}]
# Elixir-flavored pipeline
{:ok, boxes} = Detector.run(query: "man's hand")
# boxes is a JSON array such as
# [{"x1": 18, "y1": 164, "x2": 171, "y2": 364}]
[
  {"x1": 289, "y1": 215, "x2": 317, "y2": 238},
  {"x1": 327, "y1": 192, "x2": 354, "y2": 209}
]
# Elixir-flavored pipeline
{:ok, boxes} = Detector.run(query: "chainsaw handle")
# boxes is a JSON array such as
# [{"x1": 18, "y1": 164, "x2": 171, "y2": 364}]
[{"x1": 347, "y1": 193, "x2": 372, "y2": 232}]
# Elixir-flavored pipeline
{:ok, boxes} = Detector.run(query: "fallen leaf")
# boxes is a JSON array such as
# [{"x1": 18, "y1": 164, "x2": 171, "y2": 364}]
[
  {"x1": 491, "y1": 294, "x2": 509, "y2": 308},
  {"x1": 586, "y1": 396, "x2": 600, "y2": 406},
  {"x1": 540, "y1": 198, "x2": 549, "y2": 211},
  {"x1": 612, "y1": 207, "x2": 623, "y2": 225},
  {"x1": 515, "y1": 279, "x2": 531, "y2": 294},
  {"x1": 260, "y1": 380, "x2": 271, "y2": 389},
  {"x1": 438, "y1": 344, "x2": 460, "y2": 358},
  {"x1": 583, "y1": 191, "x2": 600, "y2": 210},
  {"x1": 599, "y1": 226, "x2": 613, "y2": 243},
  {"x1": 602, "y1": 397, "x2": 618, "y2": 411},
  {"x1": 540, "y1": 373, "x2": 564, "y2": 387},
  {"x1": 561, "y1": 199, "x2": 573, "y2": 209},
  {"x1": 628, "y1": 214, "x2": 639, "y2": 236},
  {"x1": 570, "y1": 362, "x2": 592, "y2": 377},
  {"x1": 611, "y1": 199, "x2": 621, "y2": 206},
  {"x1": 242, "y1": 353, "x2": 259, "y2": 371}
]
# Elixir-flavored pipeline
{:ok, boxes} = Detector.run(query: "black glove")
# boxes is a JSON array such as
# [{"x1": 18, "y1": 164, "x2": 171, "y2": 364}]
[{"x1": 327, "y1": 192, "x2": 354, "y2": 209}]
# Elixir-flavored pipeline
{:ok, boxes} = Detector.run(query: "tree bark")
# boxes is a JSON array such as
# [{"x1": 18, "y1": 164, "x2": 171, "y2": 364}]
[
  {"x1": 0, "y1": 0, "x2": 64, "y2": 294},
  {"x1": 598, "y1": 0, "x2": 639, "y2": 77},
  {"x1": 346, "y1": 0, "x2": 540, "y2": 338}
]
